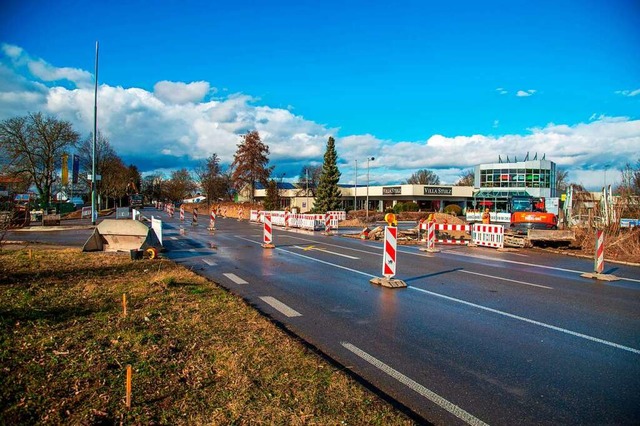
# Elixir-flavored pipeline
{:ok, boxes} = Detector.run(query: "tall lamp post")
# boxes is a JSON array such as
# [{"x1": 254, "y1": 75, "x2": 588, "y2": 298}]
[
  {"x1": 354, "y1": 160, "x2": 358, "y2": 211},
  {"x1": 91, "y1": 41, "x2": 99, "y2": 225},
  {"x1": 366, "y1": 157, "x2": 374, "y2": 220}
]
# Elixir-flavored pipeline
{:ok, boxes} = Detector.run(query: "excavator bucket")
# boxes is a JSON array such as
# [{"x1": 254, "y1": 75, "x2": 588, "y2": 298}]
[{"x1": 82, "y1": 219, "x2": 162, "y2": 253}]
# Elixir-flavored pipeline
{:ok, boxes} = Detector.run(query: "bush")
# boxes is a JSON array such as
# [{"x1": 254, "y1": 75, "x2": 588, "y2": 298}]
[
  {"x1": 392, "y1": 202, "x2": 419, "y2": 214},
  {"x1": 444, "y1": 204, "x2": 462, "y2": 216}
]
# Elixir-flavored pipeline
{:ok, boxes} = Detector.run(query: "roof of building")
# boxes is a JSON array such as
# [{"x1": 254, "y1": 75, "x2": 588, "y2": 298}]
[{"x1": 254, "y1": 182, "x2": 297, "y2": 190}]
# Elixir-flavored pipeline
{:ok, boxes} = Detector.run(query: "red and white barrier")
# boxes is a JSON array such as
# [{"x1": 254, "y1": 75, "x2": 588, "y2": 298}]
[
  {"x1": 420, "y1": 221, "x2": 471, "y2": 246},
  {"x1": 327, "y1": 211, "x2": 347, "y2": 221},
  {"x1": 325, "y1": 214, "x2": 333, "y2": 234},
  {"x1": 209, "y1": 210, "x2": 216, "y2": 230},
  {"x1": 472, "y1": 224, "x2": 504, "y2": 249},
  {"x1": 180, "y1": 206, "x2": 185, "y2": 221},
  {"x1": 594, "y1": 229, "x2": 604, "y2": 274},
  {"x1": 383, "y1": 226, "x2": 397, "y2": 278},
  {"x1": 263, "y1": 213, "x2": 274, "y2": 248},
  {"x1": 192, "y1": 208, "x2": 198, "y2": 225},
  {"x1": 284, "y1": 210, "x2": 290, "y2": 228}
]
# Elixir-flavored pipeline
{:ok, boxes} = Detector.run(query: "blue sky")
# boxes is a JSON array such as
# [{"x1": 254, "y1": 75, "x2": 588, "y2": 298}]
[{"x1": 1, "y1": 0, "x2": 639, "y2": 189}]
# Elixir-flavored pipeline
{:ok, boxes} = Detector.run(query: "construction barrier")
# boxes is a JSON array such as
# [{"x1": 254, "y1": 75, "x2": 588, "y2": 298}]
[
  {"x1": 327, "y1": 211, "x2": 347, "y2": 221},
  {"x1": 369, "y1": 226, "x2": 406, "y2": 288},
  {"x1": 180, "y1": 206, "x2": 185, "y2": 221},
  {"x1": 192, "y1": 208, "x2": 198, "y2": 226},
  {"x1": 383, "y1": 226, "x2": 397, "y2": 278},
  {"x1": 250, "y1": 210, "x2": 333, "y2": 231},
  {"x1": 325, "y1": 214, "x2": 333, "y2": 234},
  {"x1": 263, "y1": 213, "x2": 274, "y2": 248},
  {"x1": 471, "y1": 224, "x2": 504, "y2": 249},
  {"x1": 209, "y1": 210, "x2": 216, "y2": 230},
  {"x1": 169, "y1": 203, "x2": 174, "y2": 218},
  {"x1": 420, "y1": 222, "x2": 471, "y2": 245},
  {"x1": 151, "y1": 217, "x2": 163, "y2": 246},
  {"x1": 594, "y1": 229, "x2": 604, "y2": 274}
]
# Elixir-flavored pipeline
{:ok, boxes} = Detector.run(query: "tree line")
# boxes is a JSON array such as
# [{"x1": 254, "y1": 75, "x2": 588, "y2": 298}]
[{"x1": 2, "y1": 112, "x2": 638, "y2": 213}]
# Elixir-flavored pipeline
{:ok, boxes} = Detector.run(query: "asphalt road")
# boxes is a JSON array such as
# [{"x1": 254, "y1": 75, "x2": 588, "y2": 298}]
[{"x1": 8, "y1": 209, "x2": 640, "y2": 425}]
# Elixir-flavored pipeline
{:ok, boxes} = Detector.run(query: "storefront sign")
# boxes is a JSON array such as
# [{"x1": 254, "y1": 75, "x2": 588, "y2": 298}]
[
  {"x1": 424, "y1": 187, "x2": 452, "y2": 196},
  {"x1": 382, "y1": 186, "x2": 402, "y2": 195}
]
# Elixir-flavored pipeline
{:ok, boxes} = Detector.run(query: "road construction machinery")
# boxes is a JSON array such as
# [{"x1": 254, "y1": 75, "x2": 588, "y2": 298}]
[{"x1": 504, "y1": 196, "x2": 574, "y2": 248}]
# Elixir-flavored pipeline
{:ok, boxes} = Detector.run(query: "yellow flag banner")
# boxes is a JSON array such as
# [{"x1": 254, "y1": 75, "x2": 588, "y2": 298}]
[{"x1": 62, "y1": 154, "x2": 69, "y2": 186}]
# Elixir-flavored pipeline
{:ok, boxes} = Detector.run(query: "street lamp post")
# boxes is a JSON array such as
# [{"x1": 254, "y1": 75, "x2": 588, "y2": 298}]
[
  {"x1": 354, "y1": 160, "x2": 358, "y2": 211},
  {"x1": 366, "y1": 157, "x2": 374, "y2": 220}
]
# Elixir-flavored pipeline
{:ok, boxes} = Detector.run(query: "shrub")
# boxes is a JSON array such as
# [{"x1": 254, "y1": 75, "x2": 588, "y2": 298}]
[{"x1": 444, "y1": 204, "x2": 462, "y2": 216}]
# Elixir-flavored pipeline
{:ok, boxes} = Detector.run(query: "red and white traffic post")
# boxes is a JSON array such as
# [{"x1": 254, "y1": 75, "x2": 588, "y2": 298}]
[
  {"x1": 324, "y1": 213, "x2": 332, "y2": 235},
  {"x1": 370, "y1": 225, "x2": 407, "y2": 288},
  {"x1": 284, "y1": 210, "x2": 290, "y2": 228},
  {"x1": 208, "y1": 210, "x2": 216, "y2": 230},
  {"x1": 192, "y1": 208, "x2": 198, "y2": 226},
  {"x1": 180, "y1": 206, "x2": 185, "y2": 221},
  {"x1": 581, "y1": 229, "x2": 619, "y2": 281},
  {"x1": 263, "y1": 213, "x2": 275, "y2": 248}
]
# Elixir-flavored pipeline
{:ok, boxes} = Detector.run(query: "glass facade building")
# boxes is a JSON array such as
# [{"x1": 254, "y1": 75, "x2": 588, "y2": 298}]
[{"x1": 473, "y1": 160, "x2": 556, "y2": 209}]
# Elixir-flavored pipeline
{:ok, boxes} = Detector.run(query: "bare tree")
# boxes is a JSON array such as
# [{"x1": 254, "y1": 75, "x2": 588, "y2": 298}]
[
  {"x1": 296, "y1": 164, "x2": 322, "y2": 197},
  {"x1": 231, "y1": 131, "x2": 273, "y2": 203},
  {"x1": 455, "y1": 168, "x2": 475, "y2": 186},
  {"x1": 0, "y1": 113, "x2": 79, "y2": 208},
  {"x1": 556, "y1": 168, "x2": 569, "y2": 194},
  {"x1": 406, "y1": 169, "x2": 441, "y2": 185}
]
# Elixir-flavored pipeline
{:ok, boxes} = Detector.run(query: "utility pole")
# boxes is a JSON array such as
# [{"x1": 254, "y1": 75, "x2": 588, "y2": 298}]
[
  {"x1": 366, "y1": 157, "x2": 374, "y2": 220},
  {"x1": 91, "y1": 41, "x2": 99, "y2": 225},
  {"x1": 354, "y1": 160, "x2": 358, "y2": 211}
]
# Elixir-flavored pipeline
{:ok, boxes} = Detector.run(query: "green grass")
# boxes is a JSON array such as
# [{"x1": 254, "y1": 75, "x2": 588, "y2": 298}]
[{"x1": 0, "y1": 248, "x2": 415, "y2": 425}]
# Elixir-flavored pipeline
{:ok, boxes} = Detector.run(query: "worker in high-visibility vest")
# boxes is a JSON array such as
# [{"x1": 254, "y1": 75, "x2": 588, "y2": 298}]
[{"x1": 482, "y1": 208, "x2": 491, "y2": 224}]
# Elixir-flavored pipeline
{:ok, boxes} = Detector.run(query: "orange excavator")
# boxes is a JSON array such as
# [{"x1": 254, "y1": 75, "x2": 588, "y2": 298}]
[
  {"x1": 509, "y1": 196, "x2": 558, "y2": 233},
  {"x1": 504, "y1": 196, "x2": 575, "y2": 247}
]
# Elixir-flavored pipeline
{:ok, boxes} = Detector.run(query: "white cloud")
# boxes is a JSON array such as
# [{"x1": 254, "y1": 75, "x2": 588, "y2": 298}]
[
  {"x1": 493, "y1": 120, "x2": 499, "y2": 128},
  {"x1": 0, "y1": 45, "x2": 638, "y2": 190},
  {"x1": 496, "y1": 87, "x2": 508, "y2": 95},
  {"x1": 615, "y1": 89, "x2": 640, "y2": 97},
  {"x1": 153, "y1": 80, "x2": 211, "y2": 104},
  {"x1": 516, "y1": 89, "x2": 536, "y2": 97},
  {"x1": 1, "y1": 42, "x2": 92, "y2": 88}
]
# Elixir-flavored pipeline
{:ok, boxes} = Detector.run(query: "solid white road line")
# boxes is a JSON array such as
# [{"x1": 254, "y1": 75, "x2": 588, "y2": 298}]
[
  {"x1": 292, "y1": 245, "x2": 360, "y2": 259},
  {"x1": 409, "y1": 286, "x2": 640, "y2": 355},
  {"x1": 223, "y1": 273, "x2": 248, "y2": 285},
  {"x1": 441, "y1": 250, "x2": 640, "y2": 283},
  {"x1": 341, "y1": 342, "x2": 488, "y2": 426},
  {"x1": 202, "y1": 259, "x2": 216, "y2": 266},
  {"x1": 458, "y1": 270, "x2": 553, "y2": 290},
  {"x1": 189, "y1": 248, "x2": 196, "y2": 252},
  {"x1": 235, "y1": 236, "x2": 640, "y2": 354},
  {"x1": 259, "y1": 296, "x2": 302, "y2": 317}
]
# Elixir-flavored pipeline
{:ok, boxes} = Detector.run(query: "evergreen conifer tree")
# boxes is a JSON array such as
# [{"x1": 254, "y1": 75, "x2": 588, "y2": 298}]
[{"x1": 314, "y1": 136, "x2": 342, "y2": 212}]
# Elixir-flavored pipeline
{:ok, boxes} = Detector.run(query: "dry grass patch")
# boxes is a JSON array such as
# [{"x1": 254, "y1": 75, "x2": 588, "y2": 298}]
[{"x1": 0, "y1": 248, "x2": 415, "y2": 425}]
